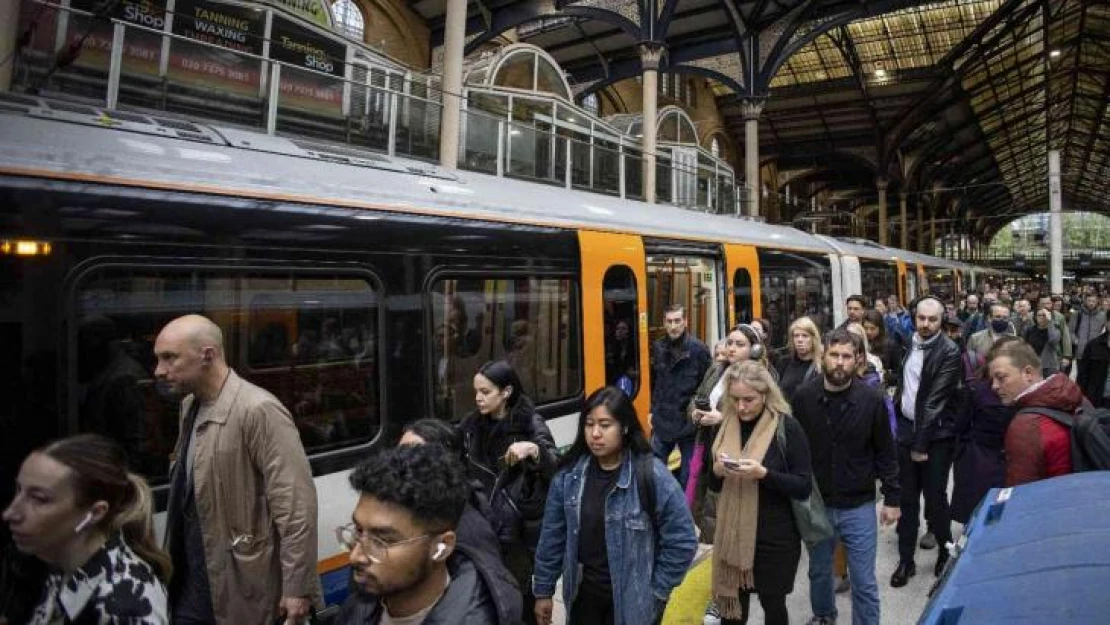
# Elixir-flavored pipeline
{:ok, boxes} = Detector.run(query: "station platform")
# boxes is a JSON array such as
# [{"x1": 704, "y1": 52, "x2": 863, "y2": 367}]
[{"x1": 549, "y1": 500, "x2": 948, "y2": 625}]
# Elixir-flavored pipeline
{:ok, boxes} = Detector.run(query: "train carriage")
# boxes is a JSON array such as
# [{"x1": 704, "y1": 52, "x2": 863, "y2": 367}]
[{"x1": 0, "y1": 97, "x2": 994, "y2": 612}]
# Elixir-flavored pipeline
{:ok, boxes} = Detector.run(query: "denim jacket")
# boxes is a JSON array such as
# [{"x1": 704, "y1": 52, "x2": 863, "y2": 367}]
[{"x1": 531, "y1": 452, "x2": 697, "y2": 625}]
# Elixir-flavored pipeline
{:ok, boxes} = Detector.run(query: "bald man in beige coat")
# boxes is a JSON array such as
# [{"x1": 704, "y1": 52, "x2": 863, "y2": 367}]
[{"x1": 156, "y1": 315, "x2": 322, "y2": 625}]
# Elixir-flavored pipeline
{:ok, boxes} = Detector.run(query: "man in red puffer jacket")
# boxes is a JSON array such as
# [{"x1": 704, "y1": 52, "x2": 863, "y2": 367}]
[{"x1": 986, "y1": 337, "x2": 1088, "y2": 486}]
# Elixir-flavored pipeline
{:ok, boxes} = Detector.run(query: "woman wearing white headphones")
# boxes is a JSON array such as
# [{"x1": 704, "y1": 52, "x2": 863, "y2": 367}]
[{"x1": 2, "y1": 434, "x2": 169, "y2": 624}]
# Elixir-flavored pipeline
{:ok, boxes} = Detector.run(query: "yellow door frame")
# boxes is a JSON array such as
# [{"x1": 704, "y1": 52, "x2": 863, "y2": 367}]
[
  {"x1": 578, "y1": 230, "x2": 652, "y2": 431},
  {"x1": 723, "y1": 244, "x2": 762, "y2": 327}
]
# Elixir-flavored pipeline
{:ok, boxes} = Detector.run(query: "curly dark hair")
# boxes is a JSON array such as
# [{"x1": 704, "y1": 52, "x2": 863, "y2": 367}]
[{"x1": 349, "y1": 444, "x2": 469, "y2": 532}]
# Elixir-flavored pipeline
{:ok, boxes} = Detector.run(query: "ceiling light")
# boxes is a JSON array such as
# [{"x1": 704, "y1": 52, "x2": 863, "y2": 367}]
[
  {"x1": 874, "y1": 68, "x2": 888, "y2": 79},
  {"x1": 1049, "y1": 49, "x2": 1061, "y2": 58}
]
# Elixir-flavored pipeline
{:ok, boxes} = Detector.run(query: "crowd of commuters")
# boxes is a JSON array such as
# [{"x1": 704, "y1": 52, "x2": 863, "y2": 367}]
[{"x1": 1, "y1": 279, "x2": 1107, "y2": 625}]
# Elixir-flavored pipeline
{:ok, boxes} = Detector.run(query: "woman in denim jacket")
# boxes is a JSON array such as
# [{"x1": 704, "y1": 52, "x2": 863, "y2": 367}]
[{"x1": 532, "y1": 387, "x2": 697, "y2": 625}]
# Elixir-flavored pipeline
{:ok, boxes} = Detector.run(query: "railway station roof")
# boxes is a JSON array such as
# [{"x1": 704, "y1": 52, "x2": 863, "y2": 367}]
[{"x1": 413, "y1": 0, "x2": 1108, "y2": 242}]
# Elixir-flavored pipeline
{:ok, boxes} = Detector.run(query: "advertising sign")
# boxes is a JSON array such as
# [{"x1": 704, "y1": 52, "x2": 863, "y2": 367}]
[
  {"x1": 69, "y1": 0, "x2": 166, "y2": 77},
  {"x1": 262, "y1": 0, "x2": 333, "y2": 28},
  {"x1": 269, "y1": 16, "x2": 345, "y2": 115},
  {"x1": 168, "y1": 0, "x2": 264, "y2": 97}
]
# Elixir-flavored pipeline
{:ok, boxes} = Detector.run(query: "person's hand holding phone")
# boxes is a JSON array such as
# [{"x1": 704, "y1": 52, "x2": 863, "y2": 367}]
[{"x1": 718, "y1": 454, "x2": 767, "y2": 480}]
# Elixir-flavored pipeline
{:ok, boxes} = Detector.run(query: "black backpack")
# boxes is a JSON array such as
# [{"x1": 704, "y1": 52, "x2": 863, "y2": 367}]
[{"x1": 1018, "y1": 405, "x2": 1110, "y2": 472}]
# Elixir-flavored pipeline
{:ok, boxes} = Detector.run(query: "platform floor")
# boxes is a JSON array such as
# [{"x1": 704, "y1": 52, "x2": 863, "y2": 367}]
[{"x1": 550, "y1": 502, "x2": 962, "y2": 625}]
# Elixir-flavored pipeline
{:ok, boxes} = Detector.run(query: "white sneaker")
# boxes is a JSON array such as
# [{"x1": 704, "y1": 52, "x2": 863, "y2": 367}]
[{"x1": 703, "y1": 600, "x2": 721, "y2": 625}]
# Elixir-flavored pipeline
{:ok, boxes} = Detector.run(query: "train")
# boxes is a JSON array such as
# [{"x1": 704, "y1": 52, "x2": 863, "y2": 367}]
[{"x1": 0, "y1": 92, "x2": 1005, "y2": 610}]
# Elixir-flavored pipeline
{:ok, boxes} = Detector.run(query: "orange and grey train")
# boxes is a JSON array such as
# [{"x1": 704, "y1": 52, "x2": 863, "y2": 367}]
[{"x1": 0, "y1": 96, "x2": 998, "y2": 612}]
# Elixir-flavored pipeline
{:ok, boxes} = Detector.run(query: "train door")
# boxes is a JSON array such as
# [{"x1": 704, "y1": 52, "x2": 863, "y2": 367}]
[
  {"x1": 644, "y1": 240, "x2": 724, "y2": 348},
  {"x1": 578, "y1": 231, "x2": 651, "y2": 428},
  {"x1": 835, "y1": 255, "x2": 862, "y2": 327}
]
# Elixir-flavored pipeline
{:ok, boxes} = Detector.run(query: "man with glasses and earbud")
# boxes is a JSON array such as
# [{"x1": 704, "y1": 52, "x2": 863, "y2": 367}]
[{"x1": 337, "y1": 444, "x2": 511, "y2": 625}]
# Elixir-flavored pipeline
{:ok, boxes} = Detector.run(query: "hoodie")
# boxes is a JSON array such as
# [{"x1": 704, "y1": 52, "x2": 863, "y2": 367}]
[{"x1": 1005, "y1": 374, "x2": 1087, "y2": 486}]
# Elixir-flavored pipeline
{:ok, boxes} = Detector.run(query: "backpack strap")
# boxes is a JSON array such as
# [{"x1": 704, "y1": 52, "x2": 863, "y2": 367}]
[{"x1": 1017, "y1": 406, "x2": 1080, "y2": 425}]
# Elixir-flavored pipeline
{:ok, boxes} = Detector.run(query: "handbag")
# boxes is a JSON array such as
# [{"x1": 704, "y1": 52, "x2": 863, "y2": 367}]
[
  {"x1": 776, "y1": 417, "x2": 834, "y2": 546},
  {"x1": 488, "y1": 460, "x2": 549, "y2": 549}
]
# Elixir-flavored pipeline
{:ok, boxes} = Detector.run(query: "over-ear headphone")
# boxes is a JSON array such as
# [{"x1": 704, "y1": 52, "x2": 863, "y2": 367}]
[
  {"x1": 432, "y1": 543, "x2": 447, "y2": 561},
  {"x1": 733, "y1": 324, "x2": 765, "y2": 361}
]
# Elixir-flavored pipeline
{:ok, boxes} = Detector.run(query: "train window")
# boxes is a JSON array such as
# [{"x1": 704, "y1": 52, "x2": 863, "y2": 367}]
[
  {"x1": 733, "y1": 268, "x2": 753, "y2": 324},
  {"x1": 927, "y1": 267, "x2": 954, "y2": 301},
  {"x1": 429, "y1": 277, "x2": 581, "y2": 419},
  {"x1": 757, "y1": 249, "x2": 834, "y2": 351},
  {"x1": 73, "y1": 268, "x2": 381, "y2": 485},
  {"x1": 603, "y1": 266, "x2": 640, "y2": 396},
  {"x1": 859, "y1": 260, "x2": 899, "y2": 307},
  {"x1": 646, "y1": 255, "x2": 719, "y2": 345}
]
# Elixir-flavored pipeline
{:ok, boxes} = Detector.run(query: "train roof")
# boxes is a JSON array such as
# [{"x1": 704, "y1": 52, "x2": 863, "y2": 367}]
[{"x1": 0, "y1": 95, "x2": 992, "y2": 273}]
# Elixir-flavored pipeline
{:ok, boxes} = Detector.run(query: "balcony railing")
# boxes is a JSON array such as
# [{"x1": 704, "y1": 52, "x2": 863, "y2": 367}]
[{"x1": 11, "y1": 0, "x2": 747, "y2": 215}]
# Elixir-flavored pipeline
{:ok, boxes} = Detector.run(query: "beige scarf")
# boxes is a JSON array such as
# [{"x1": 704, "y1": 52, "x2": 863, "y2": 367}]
[{"x1": 710, "y1": 408, "x2": 779, "y2": 619}]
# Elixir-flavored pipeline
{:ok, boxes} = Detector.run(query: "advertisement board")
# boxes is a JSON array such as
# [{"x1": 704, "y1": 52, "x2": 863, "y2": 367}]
[
  {"x1": 269, "y1": 16, "x2": 345, "y2": 115},
  {"x1": 168, "y1": 0, "x2": 264, "y2": 97},
  {"x1": 68, "y1": 0, "x2": 166, "y2": 76}
]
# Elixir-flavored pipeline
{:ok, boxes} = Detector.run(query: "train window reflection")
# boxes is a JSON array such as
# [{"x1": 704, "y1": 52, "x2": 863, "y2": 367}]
[
  {"x1": 757, "y1": 249, "x2": 833, "y2": 351},
  {"x1": 73, "y1": 268, "x2": 381, "y2": 485},
  {"x1": 859, "y1": 260, "x2": 899, "y2": 307},
  {"x1": 430, "y1": 277, "x2": 581, "y2": 419},
  {"x1": 603, "y1": 266, "x2": 639, "y2": 397}
]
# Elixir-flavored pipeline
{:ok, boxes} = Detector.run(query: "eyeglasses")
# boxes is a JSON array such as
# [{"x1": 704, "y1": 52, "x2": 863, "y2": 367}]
[{"x1": 335, "y1": 524, "x2": 432, "y2": 563}]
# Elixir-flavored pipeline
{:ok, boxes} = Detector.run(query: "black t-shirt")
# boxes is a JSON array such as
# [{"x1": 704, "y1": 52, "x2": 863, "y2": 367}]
[
  {"x1": 578, "y1": 458, "x2": 621, "y2": 593},
  {"x1": 825, "y1": 385, "x2": 849, "y2": 425}
]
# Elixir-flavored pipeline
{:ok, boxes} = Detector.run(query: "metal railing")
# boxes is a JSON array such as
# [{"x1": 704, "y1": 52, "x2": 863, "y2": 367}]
[{"x1": 12, "y1": 0, "x2": 745, "y2": 214}]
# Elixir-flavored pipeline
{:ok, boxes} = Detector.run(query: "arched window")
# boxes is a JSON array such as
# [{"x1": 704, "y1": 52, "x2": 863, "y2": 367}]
[
  {"x1": 710, "y1": 137, "x2": 720, "y2": 158},
  {"x1": 581, "y1": 92, "x2": 599, "y2": 115},
  {"x1": 333, "y1": 0, "x2": 365, "y2": 40}
]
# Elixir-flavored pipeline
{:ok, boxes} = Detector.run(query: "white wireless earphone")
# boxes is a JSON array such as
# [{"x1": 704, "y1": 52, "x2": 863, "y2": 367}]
[
  {"x1": 74, "y1": 511, "x2": 94, "y2": 534},
  {"x1": 432, "y1": 543, "x2": 447, "y2": 561}
]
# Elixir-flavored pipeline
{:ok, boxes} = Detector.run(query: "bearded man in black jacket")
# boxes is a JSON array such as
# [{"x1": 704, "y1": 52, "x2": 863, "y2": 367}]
[{"x1": 793, "y1": 329, "x2": 901, "y2": 625}]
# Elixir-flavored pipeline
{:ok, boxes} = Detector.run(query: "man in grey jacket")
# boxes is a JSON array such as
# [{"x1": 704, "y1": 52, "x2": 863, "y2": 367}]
[
  {"x1": 338, "y1": 444, "x2": 507, "y2": 625},
  {"x1": 1070, "y1": 293, "x2": 1107, "y2": 361}
]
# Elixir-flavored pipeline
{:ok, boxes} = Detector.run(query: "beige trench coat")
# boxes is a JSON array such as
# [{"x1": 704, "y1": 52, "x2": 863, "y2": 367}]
[{"x1": 167, "y1": 370, "x2": 323, "y2": 625}]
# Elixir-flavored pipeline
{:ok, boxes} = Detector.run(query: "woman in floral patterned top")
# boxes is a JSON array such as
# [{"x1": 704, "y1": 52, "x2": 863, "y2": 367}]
[{"x1": 3, "y1": 434, "x2": 170, "y2": 624}]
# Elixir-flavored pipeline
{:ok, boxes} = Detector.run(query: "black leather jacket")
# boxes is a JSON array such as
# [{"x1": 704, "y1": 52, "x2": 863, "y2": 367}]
[{"x1": 895, "y1": 333, "x2": 962, "y2": 453}]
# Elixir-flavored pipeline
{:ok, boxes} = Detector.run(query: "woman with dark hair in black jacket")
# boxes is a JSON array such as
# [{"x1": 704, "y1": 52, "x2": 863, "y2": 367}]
[
  {"x1": 459, "y1": 360, "x2": 559, "y2": 625},
  {"x1": 862, "y1": 309, "x2": 904, "y2": 386}
]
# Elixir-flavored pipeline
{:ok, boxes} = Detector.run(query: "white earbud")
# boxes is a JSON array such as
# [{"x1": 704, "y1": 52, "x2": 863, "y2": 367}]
[
  {"x1": 74, "y1": 511, "x2": 94, "y2": 534},
  {"x1": 432, "y1": 543, "x2": 447, "y2": 560}
]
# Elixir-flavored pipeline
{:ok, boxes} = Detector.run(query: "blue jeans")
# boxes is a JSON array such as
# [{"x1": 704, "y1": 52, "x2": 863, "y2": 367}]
[
  {"x1": 651, "y1": 433, "x2": 695, "y2": 489},
  {"x1": 807, "y1": 503, "x2": 880, "y2": 625}
]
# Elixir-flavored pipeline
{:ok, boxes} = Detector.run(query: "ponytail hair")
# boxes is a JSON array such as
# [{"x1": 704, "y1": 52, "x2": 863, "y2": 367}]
[{"x1": 40, "y1": 434, "x2": 172, "y2": 584}]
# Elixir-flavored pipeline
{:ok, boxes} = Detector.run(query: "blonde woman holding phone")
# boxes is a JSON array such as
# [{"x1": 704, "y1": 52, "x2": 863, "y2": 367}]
[{"x1": 709, "y1": 361, "x2": 814, "y2": 625}]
